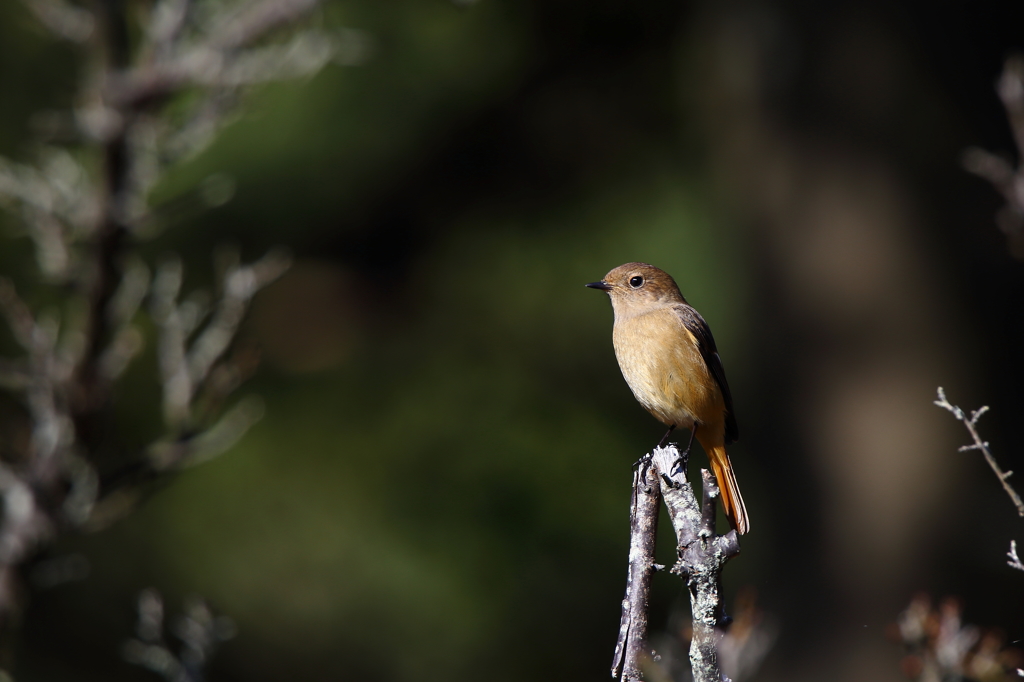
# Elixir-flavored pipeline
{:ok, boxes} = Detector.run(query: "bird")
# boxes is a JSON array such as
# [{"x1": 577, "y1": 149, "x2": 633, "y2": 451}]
[{"x1": 586, "y1": 262, "x2": 748, "y2": 534}]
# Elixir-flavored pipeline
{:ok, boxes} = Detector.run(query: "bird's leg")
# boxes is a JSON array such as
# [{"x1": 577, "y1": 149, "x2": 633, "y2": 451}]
[
  {"x1": 670, "y1": 426, "x2": 697, "y2": 477},
  {"x1": 656, "y1": 425, "x2": 676, "y2": 449},
  {"x1": 681, "y1": 425, "x2": 696, "y2": 457}
]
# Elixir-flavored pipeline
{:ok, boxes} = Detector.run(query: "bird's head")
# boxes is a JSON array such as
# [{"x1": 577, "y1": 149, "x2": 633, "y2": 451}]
[{"x1": 586, "y1": 262, "x2": 686, "y2": 316}]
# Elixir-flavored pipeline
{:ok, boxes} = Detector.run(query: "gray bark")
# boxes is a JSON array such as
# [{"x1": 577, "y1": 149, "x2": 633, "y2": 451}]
[
  {"x1": 613, "y1": 444, "x2": 741, "y2": 682},
  {"x1": 611, "y1": 456, "x2": 661, "y2": 681}
]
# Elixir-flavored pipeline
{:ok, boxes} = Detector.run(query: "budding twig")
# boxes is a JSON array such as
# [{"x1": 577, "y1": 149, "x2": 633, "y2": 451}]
[{"x1": 934, "y1": 387, "x2": 1024, "y2": 517}]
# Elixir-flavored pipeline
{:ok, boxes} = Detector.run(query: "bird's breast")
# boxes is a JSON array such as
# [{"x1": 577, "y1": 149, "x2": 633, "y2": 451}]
[{"x1": 611, "y1": 309, "x2": 721, "y2": 428}]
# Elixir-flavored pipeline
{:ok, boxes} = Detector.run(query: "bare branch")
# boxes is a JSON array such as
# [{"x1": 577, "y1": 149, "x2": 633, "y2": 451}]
[
  {"x1": 147, "y1": 0, "x2": 192, "y2": 60},
  {"x1": 148, "y1": 395, "x2": 265, "y2": 472},
  {"x1": 107, "y1": 25, "x2": 358, "y2": 109},
  {"x1": 123, "y1": 589, "x2": 236, "y2": 682},
  {"x1": 208, "y1": 0, "x2": 321, "y2": 52},
  {"x1": 614, "y1": 445, "x2": 740, "y2": 681},
  {"x1": 186, "y1": 248, "x2": 289, "y2": 389},
  {"x1": 150, "y1": 249, "x2": 287, "y2": 432},
  {"x1": 0, "y1": 151, "x2": 97, "y2": 230},
  {"x1": 25, "y1": 324, "x2": 69, "y2": 467},
  {"x1": 964, "y1": 56, "x2": 1024, "y2": 258},
  {"x1": 103, "y1": 0, "x2": 334, "y2": 112},
  {"x1": 201, "y1": 29, "x2": 348, "y2": 86},
  {"x1": 151, "y1": 256, "x2": 192, "y2": 428},
  {"x1": 998, "y1": 57, "x2": 1024, "y2": 161},
  {"x1": 163, "y1": 93, "x2": 240, "y2": 164},
  {"x1": 0, "y1": 0, "x2": 341, "y2": 645},
  {"x1": 24, "y1": 209, "x2": 73, "y2": 279},
  {"x1": 109, "y1": 256, "x2": 150, "y2": 327},
  {"x1": 962, "y1": 147, "x2": 1014, "y2": 189},
  {"x1": 0, "y1": 152, "x2": 94, "y2": 278},
  {"x1": 653, "y1": 446, "x2": 740, "y2": 682},
  {"x1": 0, "y1": 283, "x2": 70, "y2": 469},
  {"x1": 97, "y1": 256, "x2": 149, "y2": 381},
  {"x1": 61, "y1": 451, "x2": 99, "y2": 525},
  {"x1": 121, "y1": 116, "x2": 162, "y2": 226},
  {"x1": 612, "y1": 458, "x2": 661, "y2": 681},
  {"x1": 0, "y1": 463, "x2": 53, "y2": 630},
  {"x1": 0, "y1": 464, "x2": 49, "y2": 565},
  {"x1": 1008, "y1": 540, "x2": 1024, "y2": 572},
  {"x1": 935, "y1": 387, "x2": 1024, "y2": 517}
]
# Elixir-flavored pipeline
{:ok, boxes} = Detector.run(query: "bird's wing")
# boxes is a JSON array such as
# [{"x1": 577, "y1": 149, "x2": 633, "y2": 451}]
[{"x1": 674, "y1": 304, "x2": 739, "y2": 443}]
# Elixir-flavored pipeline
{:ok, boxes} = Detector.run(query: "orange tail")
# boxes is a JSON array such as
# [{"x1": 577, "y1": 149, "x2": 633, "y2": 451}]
[{"x1": 702, "y1": 441, "x2": 749, "y2": 535}]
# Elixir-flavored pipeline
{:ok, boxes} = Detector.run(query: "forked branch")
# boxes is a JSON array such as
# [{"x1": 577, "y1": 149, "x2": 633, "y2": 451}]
[{"x1": 613, "y1": 444, "x2": 741, "y2": 682}]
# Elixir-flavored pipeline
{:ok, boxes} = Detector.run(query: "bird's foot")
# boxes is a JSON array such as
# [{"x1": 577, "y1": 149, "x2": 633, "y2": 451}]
[
  {"x1": 633, "y1": 451, "x2": 654, "y2": 485},
  {"x1": 632, "y1": 451, "x2": 653, "y2": 469}
]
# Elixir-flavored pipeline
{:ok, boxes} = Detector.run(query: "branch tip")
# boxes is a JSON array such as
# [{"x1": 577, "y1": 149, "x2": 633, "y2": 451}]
[
  {"x1": 936, "y1": 391, "x2": 1024, "y2": 523},
  {"x1": 1008, "y1": 540, "x2": 1024, "y2": 571}
]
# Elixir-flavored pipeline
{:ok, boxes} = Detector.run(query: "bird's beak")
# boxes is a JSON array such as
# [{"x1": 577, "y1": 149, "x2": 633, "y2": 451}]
[{"x1": 585, "y1": 281, "x2": 612, "y2": 291}]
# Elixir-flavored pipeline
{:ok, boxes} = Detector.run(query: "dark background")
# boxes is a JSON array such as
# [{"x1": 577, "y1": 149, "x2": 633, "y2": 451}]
[{"x1": 1, "y1": 0, "x2": 1023, "y2": 680}]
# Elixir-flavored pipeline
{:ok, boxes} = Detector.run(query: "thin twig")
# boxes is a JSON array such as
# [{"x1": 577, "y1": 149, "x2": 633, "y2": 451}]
[
  {"x1": 934, "y1": 387, "x2": 1024, "y2": 517},
  {"x1": 107, "y1": 0, "x2": 328, "y2": 109},
  {"x1": 186, "y1": 248, "x2": 290, "y2": 390},
  {"x1": 148, "y1": 395, "x2": 265, "y2": 472},
  {"x1": 209, "y1": 0, "x2": 321, "y2": 51},
  {"x1": 122, "y1": 588, "x2": 236, "y2": 682},
  {"x1": 963, "y1": 56, "x2": 1024, "y2": 258},
  {"x1": 1008, "y1": 540, "x2": 1024, "y2": 572}
]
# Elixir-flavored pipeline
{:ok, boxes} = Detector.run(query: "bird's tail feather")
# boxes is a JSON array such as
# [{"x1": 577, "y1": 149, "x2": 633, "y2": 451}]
[{"x1": 707, "y1": 444, "x2": 749, "y2": 535}]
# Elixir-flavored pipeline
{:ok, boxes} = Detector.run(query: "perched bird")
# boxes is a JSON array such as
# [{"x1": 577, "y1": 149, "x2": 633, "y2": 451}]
[{"x1": 587, "y1": 262, "x2": 749, "y2": 534}]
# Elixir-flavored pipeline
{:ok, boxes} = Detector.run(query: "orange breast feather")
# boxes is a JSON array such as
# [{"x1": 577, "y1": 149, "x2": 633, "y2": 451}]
[{"x1": 613, "y1": 308, "x2": 723, "y2": 429}]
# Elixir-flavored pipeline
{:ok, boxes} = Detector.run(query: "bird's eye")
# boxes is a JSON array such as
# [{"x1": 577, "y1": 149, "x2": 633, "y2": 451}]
[{"x1": 629, "y1": 275, "x2": 644, "y2": 288}]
